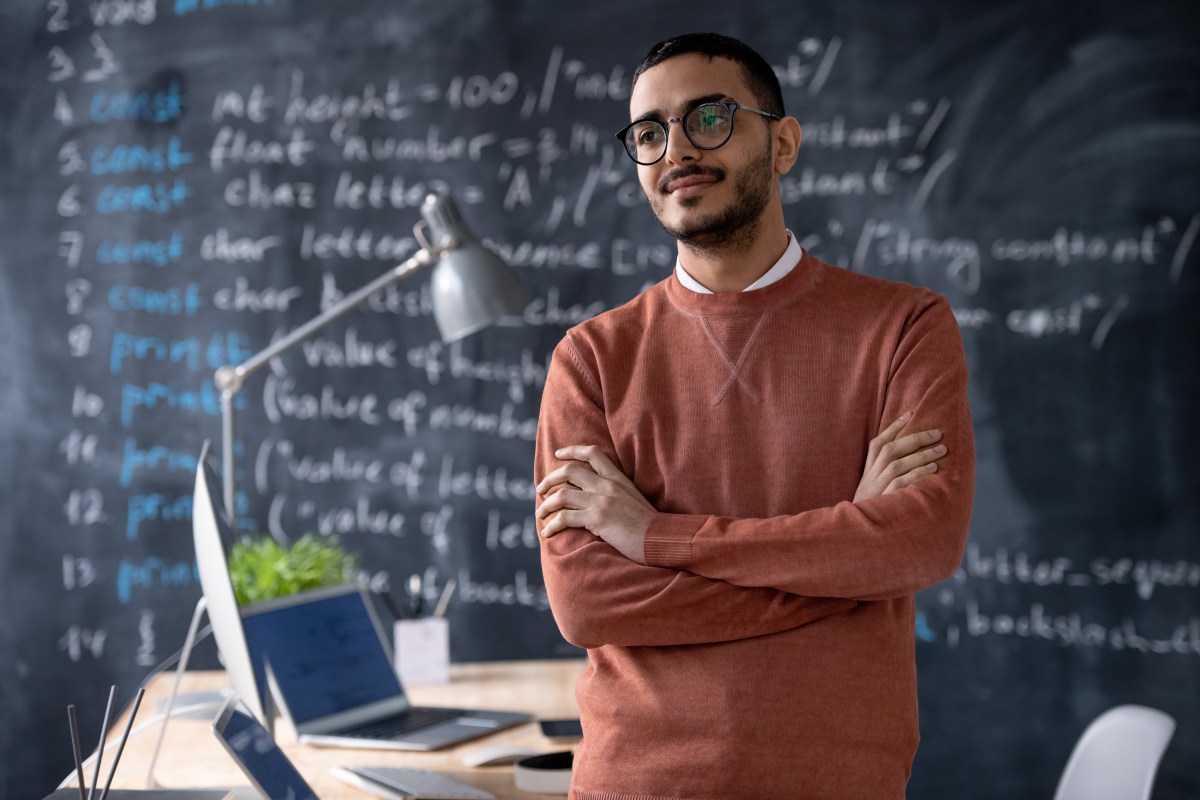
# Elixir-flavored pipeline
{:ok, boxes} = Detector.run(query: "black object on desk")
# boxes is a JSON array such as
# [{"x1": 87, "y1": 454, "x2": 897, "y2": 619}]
[
  {"x1": 44, "y1": 792, "x2": 234, "y2": 800},
  {"x1": 537, "y1": 719, "x2": 582, "y2": 742}
]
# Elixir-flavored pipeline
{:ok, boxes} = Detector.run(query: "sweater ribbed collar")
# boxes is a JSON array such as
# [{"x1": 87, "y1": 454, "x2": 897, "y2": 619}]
[
  {"x1": 665, "y1": 249, "x2": 822, "y2": 317},
  {"x1": 676, "y1": 231, "x2": 802, "y2": 294}
]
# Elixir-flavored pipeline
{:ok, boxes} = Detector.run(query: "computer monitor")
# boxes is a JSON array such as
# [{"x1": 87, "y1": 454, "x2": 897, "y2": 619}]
[{"x1": 193, "y1": 439, "x2": 266, "y2": 722}]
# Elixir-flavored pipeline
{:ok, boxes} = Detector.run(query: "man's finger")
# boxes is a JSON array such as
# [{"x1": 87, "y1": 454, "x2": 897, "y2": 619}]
[
  {"x1": 540, "y1": 513, "x2": 565, "y2": 537},
  {"x1": 881, "y1": 443, "x2": 947, "y2": 481},
  {"x1": 535, "y1": 487, "x2": 584, "y2": 519},
  {"x1": 540, "y1": 508, "x2": 588, "y2": 538},
  {"x1": 884, "y1": 462, "x2": 938, "y2": 495},
  {"x1": 879, "y1": 429, "x2": 942, "y2": 465},
  {"x1": 554, "y1": 444, "x2": 624, "y2": 480},
  {"x1": 867, "y1": 412, "x2": 912, "y2": 460},
  {"x1": 876, "y1": 412, "x2": 912, "y2": 443},
  {"x1": 537, "y1": 462, "x2": 601, "y2": 495}
]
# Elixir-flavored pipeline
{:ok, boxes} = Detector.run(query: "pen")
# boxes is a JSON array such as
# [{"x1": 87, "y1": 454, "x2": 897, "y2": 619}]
[
  {"x1": 68, "y1": 704, "x2": 87, "y2": 800},
  {"x1": 407, "y1": 573, "x2": 425, "y2": 618},
  {"x1": 86, "y1": 686, "x2": 116, "y2": 800},
  {"x1": 433, "y1": 578, "x2": 457, "y2": 619},
  {"x1": 97, "y1": 687, "x2": 145, "y2": 800}
]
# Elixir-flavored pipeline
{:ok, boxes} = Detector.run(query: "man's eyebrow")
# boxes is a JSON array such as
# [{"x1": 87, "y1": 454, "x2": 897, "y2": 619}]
[{"x1": 629, "y1": 93, "x2": 731, "y2": 125}]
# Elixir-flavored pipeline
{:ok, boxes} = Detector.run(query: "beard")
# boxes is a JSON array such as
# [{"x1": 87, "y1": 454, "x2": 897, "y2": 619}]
[{"x1": 649, "y1": 144, "x2": 775, "y2": 255}]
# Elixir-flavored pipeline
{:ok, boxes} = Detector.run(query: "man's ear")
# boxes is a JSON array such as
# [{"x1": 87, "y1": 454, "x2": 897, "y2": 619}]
[{"x1": 773, "y1": 117, "x2": 802, "y2": 174}]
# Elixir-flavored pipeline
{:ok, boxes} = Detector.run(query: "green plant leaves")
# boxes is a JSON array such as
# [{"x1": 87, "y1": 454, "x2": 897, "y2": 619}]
[{"x1": 227, "y1": 533, "x2": 356, "y2": 606}]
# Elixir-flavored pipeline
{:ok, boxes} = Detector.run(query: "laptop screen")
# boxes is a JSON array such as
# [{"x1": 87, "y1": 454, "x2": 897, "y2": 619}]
[
  {"x1": 242, "y1": 586, "x2": 405, "y2": 725},
  {"x1": 214, "y1": 700, "x2": 318, "y2": 800}
]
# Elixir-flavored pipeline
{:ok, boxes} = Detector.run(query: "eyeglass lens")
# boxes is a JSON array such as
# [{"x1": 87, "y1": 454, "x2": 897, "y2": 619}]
[{"x1": 624, "y1": 103, "x2": 734, "y2": 164}]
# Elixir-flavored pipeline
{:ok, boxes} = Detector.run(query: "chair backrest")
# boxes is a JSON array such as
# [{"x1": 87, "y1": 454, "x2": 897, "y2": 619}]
[{"x1": 1053, "y1": 704, "x2": 1177, "y2": 800}]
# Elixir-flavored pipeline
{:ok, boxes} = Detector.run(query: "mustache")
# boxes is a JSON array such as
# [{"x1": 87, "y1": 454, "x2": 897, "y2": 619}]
[{"x1": 658, "y1": 165, "x2": 725, "y2": 193}]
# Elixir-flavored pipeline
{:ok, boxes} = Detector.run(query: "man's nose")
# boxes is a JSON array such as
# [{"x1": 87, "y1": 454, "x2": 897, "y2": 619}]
[{"x1": 663, "y1": 120, "x2": 699, "y2": 164}]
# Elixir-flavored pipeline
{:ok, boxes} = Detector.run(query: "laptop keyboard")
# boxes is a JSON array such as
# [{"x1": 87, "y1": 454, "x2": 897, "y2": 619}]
[{"x1": 335, "y1": 706, "x2": 464, "y2": 739}]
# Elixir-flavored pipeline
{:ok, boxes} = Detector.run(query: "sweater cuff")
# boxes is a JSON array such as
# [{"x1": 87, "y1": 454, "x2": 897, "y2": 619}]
[{"x1": 643, "y1": 513, "x2": 704, "y2": 568}]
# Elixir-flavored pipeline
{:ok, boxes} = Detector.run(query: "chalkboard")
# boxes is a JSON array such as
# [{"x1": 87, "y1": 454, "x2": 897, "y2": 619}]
[{"x1": 1, "y1": 0, "x2": 1197, "y2": 797}]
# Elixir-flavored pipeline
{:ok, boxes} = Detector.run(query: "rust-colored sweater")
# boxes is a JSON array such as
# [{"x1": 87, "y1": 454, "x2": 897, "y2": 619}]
[{"x1": 535, "y1": 252, "x2": 974, "y2": 800}]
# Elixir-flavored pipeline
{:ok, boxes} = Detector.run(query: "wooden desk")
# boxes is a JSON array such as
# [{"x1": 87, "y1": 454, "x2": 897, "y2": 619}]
[{"x1": 100, "y1": 660, "x2": 587, "y2": 799}]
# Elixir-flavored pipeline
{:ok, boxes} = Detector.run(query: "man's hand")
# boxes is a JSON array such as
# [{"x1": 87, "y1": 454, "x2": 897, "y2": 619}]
[
  {"x1": 855, "y1": 412, "x2": 947, "y2": 502},
  {"x1": 536, "y1": 445, "x2": 656, "y2": 564}
]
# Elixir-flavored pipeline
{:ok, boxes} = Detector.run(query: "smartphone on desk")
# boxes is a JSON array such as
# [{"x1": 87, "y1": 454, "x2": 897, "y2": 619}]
[{"x1": 539, "y1": 718, "x2": 583, "y2": 742}]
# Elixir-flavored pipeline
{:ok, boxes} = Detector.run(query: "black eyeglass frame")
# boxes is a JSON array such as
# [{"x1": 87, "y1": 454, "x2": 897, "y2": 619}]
[{"x1": 615, "y1": 101, "x2": 781, "y2": 165}]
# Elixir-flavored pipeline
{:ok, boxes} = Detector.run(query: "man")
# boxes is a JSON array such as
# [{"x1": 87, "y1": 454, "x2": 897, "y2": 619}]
[{"x1": 534, "y1": 32, "x2": 974, "y2": 800}]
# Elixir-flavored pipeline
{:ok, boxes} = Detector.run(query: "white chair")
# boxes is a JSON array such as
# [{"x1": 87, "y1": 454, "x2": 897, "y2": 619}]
[{"x1": 1053, "y1": 704, "x2": 1177, "y2": 800}]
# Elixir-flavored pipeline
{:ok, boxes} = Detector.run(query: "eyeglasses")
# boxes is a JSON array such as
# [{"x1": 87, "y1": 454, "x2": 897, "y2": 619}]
[{"x1": 615, "y1": 101, "x2": 781, "y2": 165}]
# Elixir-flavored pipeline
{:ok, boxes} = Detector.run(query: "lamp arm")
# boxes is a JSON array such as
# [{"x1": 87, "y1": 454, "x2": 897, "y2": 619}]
[{"x1": 213, "y1": 242, "x2": 447, "y2": 524}]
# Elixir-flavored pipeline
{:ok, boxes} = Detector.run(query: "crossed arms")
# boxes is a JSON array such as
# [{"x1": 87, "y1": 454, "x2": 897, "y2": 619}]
[{"x1": 534, "y1": 297, "x2": 974, "y2": 649}]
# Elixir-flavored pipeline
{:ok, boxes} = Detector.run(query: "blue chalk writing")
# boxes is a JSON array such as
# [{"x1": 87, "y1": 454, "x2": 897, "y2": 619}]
[
  {"x1": 117, "y1": 557, "x2": 199, "y2": 603},
  {"x1": 175, "y1": 0, "x2": 274, "y2": 15},
  {"x1": 119, "y1": 437, "x2": 198, "y2": 488},
  {"x1": 97, "y1": 233, "x2": 184, "y2": 266},
  {"x1": 206, "y1": 330, "x2": 254, "y2": 369},
  {"x1": 109, "y1": 330, "x2": 252, "y2": 375},
  {"x1": 119, "y1": 380, "x2": 234, "y2": 427},
  {"x1": 125, "y1": 493, "x2": 193, "y2": 540},
  {"x1": 108, "y1": 283, "x2": 203, "y2": 316},
  {"x1": 90, "y1": 82, "x2": 185, "y2": 124},
  {"x1": 90, "y1": 137, "x2": 195, "y2": 175},
  {"x1": 96, "y1": 179, "x2": 192, "y2": 214},
  {"x1": 110, "y1": 333, "x2": 200, "y2": 374}
]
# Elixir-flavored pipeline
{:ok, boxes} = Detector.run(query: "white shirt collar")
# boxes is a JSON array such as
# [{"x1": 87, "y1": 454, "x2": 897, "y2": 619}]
[{"x1": 675, "y1": 232, "x2": 803, "y2": 294}]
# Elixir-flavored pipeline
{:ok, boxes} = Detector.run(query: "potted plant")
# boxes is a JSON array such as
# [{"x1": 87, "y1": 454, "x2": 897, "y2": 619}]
[{"x1": 227, "y1": 533, "x2": 357, "y2": 606}]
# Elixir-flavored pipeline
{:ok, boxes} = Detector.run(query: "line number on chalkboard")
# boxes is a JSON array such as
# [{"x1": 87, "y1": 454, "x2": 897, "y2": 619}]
[
  {"x1": 46, "y1": 0, "x2": 70, "y2": 33},
  {"x1": 62, "y1": 554, "x2": 97, "y2": 590},
  {"x1": 59, "y1": 231, "x2": 83, "y2": 268},
  {"x1": 59, "y1": 430, "x2": 99, "y2": 465},
  {"x1": 72, "y1": 385, "x2": 104, "y2": 418},
  {"x1": 58, "y1": 141, "x2": 85, "y2": 175},
  {"x1": 67, "y1": 324, "x2": 93, "y2": 357},
  {"x1": 59, "y1": 625, "x2": 107, "y2": 662},
  {"x1": 64, "y1": 489, "x2": 106, "y2": 526},
  {"x1": 47, "y1": 46, "x2": 75, "y2": 82},
  {"x1": 57, "y1": 184, "x2": 83, "y2": 217},
  {"x1": 54, "y1": 90, "x2": 74, "y2": 125},
  {"x1": 65, "y1": 279, "x2": 91, "y2": 315}
]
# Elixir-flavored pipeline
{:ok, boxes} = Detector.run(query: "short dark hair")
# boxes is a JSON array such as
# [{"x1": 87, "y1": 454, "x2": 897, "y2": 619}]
[{"x1": 632, "y1": 32, "x2": 785, "y2": 117}]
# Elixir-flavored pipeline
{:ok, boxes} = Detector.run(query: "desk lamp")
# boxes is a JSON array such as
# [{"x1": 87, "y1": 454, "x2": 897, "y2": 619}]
[
  {"x1": 212, "y1": 191, "x2": 528, "y2": 524},
  {"x1": 144, "y1": 194, "x2": 526, "y2": 783}
]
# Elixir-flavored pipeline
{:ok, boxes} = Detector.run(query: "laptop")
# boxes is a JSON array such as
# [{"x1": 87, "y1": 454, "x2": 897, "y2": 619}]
[
  {"x1": 240, "y1": 583, "x2": 529, "y2": 751},
  {"x1": 212, "y1": 696, "x2": 495, "y2": 800}
]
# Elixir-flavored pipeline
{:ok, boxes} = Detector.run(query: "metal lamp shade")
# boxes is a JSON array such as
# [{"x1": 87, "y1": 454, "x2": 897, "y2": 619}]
[
  {"x1": 421, "y1": 192, "x2": 528, "y2": 342},
  {"x1": 431, "y1": 242, "x2": 529, "y2": 342}
]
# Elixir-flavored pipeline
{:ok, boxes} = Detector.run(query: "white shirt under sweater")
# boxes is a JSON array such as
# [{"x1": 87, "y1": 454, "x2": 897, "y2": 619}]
[{"x1": 674, "y1": 231, "x2": 802, "y2": 293}]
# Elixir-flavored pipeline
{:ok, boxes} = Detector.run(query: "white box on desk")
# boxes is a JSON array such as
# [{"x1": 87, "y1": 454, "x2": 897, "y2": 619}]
[{"x1": 394, "y1": 617, "x2": 450, "y2": 685}]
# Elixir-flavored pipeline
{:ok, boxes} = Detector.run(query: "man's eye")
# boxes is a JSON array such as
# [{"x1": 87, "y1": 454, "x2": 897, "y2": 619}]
[
  {"x1": 636, "y1": 127, "x2": 662, "y2": 145},
  {"x1": 696, "y1": 106, "x2": 723, "y2": 131}
]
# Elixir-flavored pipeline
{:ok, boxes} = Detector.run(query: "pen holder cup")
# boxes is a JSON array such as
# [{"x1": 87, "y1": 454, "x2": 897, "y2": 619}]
[{"x1": 394, "y1": 617, "x2": 450, "y2": 685}]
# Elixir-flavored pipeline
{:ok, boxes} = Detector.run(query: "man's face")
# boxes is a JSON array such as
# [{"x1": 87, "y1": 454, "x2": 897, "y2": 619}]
[{"x1": 628, "y1": 53, "x2": 778, "y2": 250}]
